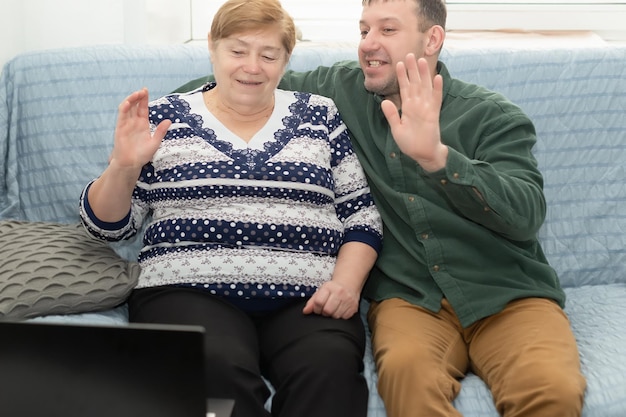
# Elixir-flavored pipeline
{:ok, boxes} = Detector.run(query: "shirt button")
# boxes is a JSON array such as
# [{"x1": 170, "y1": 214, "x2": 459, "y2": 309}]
[
  {"x1": 390, "y1": 152, "x2": 397, "y2": 158},
  {"x1": 433, "y1": 265, "x2": 440, "y2": 272},
  {"x1": 440, "y1": 179, "x2": 448, "y2": 185},
  {"x1": 453, "y1": 172, "x2": 460, "y2": 179},
  {"x1": 421, "y1": 233, "x2": 429, "y2": 240},
  {"x1": 408, "y1": 196, "x2": 415, "y2": 202},
  {"x1": 484, "y1": 206, "x2": 491, "y2": 212}
]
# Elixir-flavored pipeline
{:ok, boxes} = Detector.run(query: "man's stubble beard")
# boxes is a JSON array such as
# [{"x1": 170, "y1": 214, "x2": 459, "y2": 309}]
[{"x1": 364, "y1": 75, "x2": 399, "y2": 99}]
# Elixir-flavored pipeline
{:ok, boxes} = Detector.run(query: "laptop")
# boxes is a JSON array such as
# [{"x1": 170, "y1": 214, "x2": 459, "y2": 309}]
[{"x1": 0, "y1": 320, "x2": 234, "y2": 417}]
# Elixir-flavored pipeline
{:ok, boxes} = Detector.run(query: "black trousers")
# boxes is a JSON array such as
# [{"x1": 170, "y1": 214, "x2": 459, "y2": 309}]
[{"x1": 128, "y1": 286, "x2": 368, "y2": 417}]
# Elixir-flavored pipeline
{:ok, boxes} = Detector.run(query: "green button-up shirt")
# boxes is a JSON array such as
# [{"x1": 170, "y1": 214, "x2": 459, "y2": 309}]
[{"x1": 175, "y1": 59, "x2": 565, "y2": 328}]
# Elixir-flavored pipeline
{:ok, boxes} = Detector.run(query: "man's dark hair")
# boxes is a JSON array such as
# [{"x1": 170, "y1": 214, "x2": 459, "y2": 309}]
[{"x1": 361, "y1": 0, "x2": 447, "y2": 32}]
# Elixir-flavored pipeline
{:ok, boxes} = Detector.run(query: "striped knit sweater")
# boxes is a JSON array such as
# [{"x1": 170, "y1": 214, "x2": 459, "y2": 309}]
[{"x1": 80, "y1": 84, "x2": 382, "y2": 303}]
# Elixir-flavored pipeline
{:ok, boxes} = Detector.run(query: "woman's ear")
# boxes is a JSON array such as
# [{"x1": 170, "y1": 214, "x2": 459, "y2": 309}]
[
  {"x1": 207, "y1": 34, "x2": 213, "y2": 52},
  {"x1": 425, "y1": 25, "x2": 445, "y2": 56},
  {"x1": 207, "y1": 34, "x2": 215, "y2": 63},
  {"x1": 281, "y1": 52, "x2": 292, "y2": 76}
]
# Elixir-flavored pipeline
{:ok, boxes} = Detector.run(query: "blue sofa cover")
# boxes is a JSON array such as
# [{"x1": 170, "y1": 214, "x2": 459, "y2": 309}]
[{"x1": 1, "y1": 42, "x2": 625, "y2": 416}]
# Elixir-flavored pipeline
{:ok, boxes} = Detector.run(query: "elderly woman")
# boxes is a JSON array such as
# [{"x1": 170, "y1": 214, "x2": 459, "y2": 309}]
[{"x1": 79, "y1": 0, "x2": 382, "y2": 416}]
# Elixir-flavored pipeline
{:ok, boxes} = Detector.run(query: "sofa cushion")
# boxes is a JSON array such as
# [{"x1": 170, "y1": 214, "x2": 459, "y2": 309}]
[{"x1": 0, "y1": 220, "x2": 139, "y2": 320}]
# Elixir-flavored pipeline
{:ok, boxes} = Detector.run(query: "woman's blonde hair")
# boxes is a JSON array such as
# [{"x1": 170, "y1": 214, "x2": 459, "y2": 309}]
[{"x1": 210, "y1": 0, "x2": 297, "y2": 55}]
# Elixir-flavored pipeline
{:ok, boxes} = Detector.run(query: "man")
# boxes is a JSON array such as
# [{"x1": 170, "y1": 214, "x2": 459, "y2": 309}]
[{"x1": 176, "y1": 1, "x2": 586, "y2": 416}]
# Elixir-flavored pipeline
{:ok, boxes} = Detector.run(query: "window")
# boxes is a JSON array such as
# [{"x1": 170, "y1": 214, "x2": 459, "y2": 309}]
[{"x1": 446, "y1": 1, "x2": 626, "y2": 40}]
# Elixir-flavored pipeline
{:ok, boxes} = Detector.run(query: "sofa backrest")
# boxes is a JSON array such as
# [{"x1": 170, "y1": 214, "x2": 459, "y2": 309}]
[
  {"x1": 0, "y1": 43, "x2": 356, "y2": 223},
  {"x1": 1, "y1": 43, "x2": 624, "y2": 288},
  {"x1": 440, "y1": 46, "x2": 626, "y2": 289}
]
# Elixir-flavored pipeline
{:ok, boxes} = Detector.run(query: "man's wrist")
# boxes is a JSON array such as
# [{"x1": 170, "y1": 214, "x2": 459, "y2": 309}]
[{"x1": 418, "y1": 144, "x2": 449, "y2": 172}]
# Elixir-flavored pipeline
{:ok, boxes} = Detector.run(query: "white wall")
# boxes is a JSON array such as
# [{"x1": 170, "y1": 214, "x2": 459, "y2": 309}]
[
  {"x1": 0, "y1": 0, "x2": 191, "y2": 70},
  {"x1": 1, "y1": 0, "x2": 126, "y2": 70},
  {"x1": 0, "y1": 1, "x2": 22, "y2": 66},
  {"x1": 190, "y1": 0, "x2": 362, "y2": 43}
]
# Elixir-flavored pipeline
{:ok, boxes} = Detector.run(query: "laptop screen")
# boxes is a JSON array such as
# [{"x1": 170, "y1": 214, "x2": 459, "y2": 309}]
[{"x1": 0, "y1": 320, "x2": 207, "y2": 417}]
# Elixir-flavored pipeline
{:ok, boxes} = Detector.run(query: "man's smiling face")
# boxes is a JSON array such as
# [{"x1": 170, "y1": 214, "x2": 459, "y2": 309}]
[{"x1": 358, "y1": 0, "x2": 430, "y2": 104}]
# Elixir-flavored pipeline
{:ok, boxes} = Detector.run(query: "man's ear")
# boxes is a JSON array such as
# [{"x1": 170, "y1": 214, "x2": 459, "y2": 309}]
[{"x1": 425, "y1": 25, "x2": 445, "y2": 56}]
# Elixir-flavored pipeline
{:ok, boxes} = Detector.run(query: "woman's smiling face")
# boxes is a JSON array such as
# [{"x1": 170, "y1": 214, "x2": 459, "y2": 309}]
[{"x1": 209, "y1": 27, "x2": 288, "y2": 109}]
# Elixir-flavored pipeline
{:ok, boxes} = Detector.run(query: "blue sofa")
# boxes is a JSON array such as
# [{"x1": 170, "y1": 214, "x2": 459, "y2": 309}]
[{"x1": 1, "y1": 42, "x2": 625, "y2": 417}]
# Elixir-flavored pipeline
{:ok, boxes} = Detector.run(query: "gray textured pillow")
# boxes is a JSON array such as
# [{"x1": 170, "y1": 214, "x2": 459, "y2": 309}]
[{"x1": 0, "y1": 220, "x2": 140, "y2": 320}]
